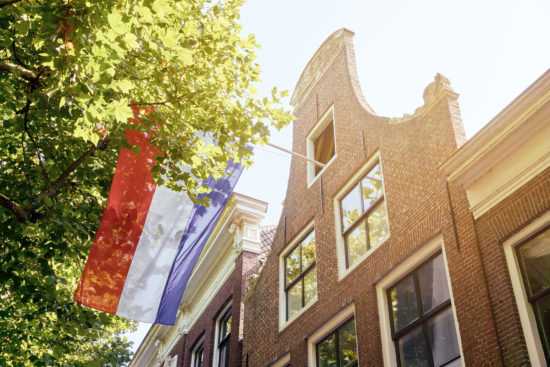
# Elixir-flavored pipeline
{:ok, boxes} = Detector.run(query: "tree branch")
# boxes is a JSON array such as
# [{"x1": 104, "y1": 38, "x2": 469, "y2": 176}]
[
  {"x1": 0, "y1": 193, "x2": 27, "y2": 222},
  {"x1": 0, "y1": 0, "x2": 21, "y2": 8},
  {"x1": 0, "y1": 61, "x2": 50, "y2": 84},
  {"x1": 33, "y1": 138, "x2": 111, "y2": 206}
]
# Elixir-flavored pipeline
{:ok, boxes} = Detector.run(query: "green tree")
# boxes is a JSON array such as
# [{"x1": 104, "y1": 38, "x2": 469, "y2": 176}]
[{"x1": 0, "y1": 0, "x2": 292, "y2": 365}]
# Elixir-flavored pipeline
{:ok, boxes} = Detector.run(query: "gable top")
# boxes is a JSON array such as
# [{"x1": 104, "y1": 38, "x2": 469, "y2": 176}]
[{"x1": 290, "y1": 28, "x2": 374, "y2": 114}]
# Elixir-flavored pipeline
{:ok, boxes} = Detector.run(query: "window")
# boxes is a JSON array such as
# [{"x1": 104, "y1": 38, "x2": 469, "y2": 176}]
[
  {"x1": 386, "y1": 253, "x2": 461, "y2": 367},
  {"x1": 283, "y1": 227, "x2": 317, "y2": 322},
  {"x1": 216, "y1": 306, "x2": 232, "y2": 367},
  {"x1": 339, "y1": 161, "x2": 389, "y2": 268},
  {"x1": 316, "y1": 318, "x2": 358, "y2": 367},
  {"x1": 307, "y1": 106, "x2": 336, "y2": 183},
  {"x1": 515, "y1": 226, "x2": 550, "y2": 364},
  {"x1": 312, "y1": 119, "x2": 335, "y2": 176},
  {"x1": 192, "y1": 341, "x2": 204, "y2": 367}
]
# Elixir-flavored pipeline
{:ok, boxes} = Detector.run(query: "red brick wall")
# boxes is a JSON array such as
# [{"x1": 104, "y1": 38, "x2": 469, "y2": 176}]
[
  {"x1": 471, "y1": 166, "x2": 550, "y2": 366},
  {"x1": 243, "y1": 35, "x2": 505, "y2": 366}
]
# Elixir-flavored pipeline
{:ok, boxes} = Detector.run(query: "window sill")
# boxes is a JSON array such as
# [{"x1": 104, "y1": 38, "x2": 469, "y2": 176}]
[
  {"x1": 279, "y1": 296, "x2": 318, "y2": 332},
  {"x1": 338, "y1": 235, "x2": 390, "y2": 282}
]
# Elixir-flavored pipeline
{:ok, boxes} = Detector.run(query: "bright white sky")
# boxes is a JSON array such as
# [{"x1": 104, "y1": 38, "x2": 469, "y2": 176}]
[{"x1": 127, "y1": 0, "x2": 550, "y2": 351}]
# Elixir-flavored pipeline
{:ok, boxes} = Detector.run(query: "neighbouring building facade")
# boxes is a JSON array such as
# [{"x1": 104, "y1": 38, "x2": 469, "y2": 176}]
[
  {"x1": 242, "y1": 28, "x2": 550, "y2": 367},
  {"x1": 130, "y1": 193, "x2": 276, "y2": 367},
  {"x1": 130, "y1": 28, "x2": 550, "y2": 367}
]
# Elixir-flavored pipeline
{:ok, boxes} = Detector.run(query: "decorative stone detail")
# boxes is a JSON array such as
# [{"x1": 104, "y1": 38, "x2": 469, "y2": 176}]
[
  {"x1": 164, "y1": 355, "x2": 178, "y2": 367},
  {"x1": 290, "y1": 29, "x2": 347, "y2": 108},
  {"x1": 230, "y1": 217, "x2": 262, "y2": 257},
  {"x1": 389, "y1": 73, "x2": 459, "y2": 124}
]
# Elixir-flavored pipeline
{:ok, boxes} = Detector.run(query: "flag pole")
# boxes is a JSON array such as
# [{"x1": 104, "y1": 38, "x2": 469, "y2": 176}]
[{"x1": 264, "y1": 142, "x2": 326, "y2": 168}]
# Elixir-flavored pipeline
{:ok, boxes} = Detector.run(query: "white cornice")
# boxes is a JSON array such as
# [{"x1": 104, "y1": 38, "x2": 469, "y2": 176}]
[
  {"x1": 441, "y1": 69, "x2": 550, "y2": 218},
  {"x1": 442, "y1": 69, "x2": 550, "y2": 184}
]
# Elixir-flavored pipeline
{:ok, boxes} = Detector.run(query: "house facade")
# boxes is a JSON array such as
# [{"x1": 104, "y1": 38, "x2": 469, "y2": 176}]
[
  {"x1": 129, "y1": 193, "x2": 276, "y2": 367},
  {"x1": 242, "y1": 28, "x2": 550, "y2": 367},
  {"x1": 129, "y1": 28, "x2": 550, "y2": 367}
]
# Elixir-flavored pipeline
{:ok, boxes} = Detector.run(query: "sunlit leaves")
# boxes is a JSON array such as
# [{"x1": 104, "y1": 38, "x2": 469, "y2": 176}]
[{"x1": 1, "y1": 0, "x2": 292, "y2": 364}]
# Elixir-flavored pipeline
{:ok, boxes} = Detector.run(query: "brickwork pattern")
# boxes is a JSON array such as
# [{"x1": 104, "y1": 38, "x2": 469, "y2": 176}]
[
  {"x1": 472, "y1": 166, "x2": 550, "y2": 367},
  {"x1": 243, "y1": 33, "x2": 504, "y2": 366}
]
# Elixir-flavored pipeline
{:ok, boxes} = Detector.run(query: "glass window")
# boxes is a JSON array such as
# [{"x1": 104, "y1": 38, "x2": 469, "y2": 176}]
[
  {"x1": 313, "y1": 119, "x2": 335, "y2": 176},
  {"x1": 316, "y1": 318, "x2": 358, "y2": 367},
  {"x1": 340, "y1": 162, "x2": 389, "y2": 268},
  {"x1": 387, "y1": 253, "x2": 461, "y2": 367},
  {"x1": 217, "y1": 306, "x2": 232, "y2": 367},
  {"x1": 284, "y1": 230, "x2": 317, "y2": 320},
  {"x1": 516, "y1": 227, "x2": 550, "y2": 364},
  {"x1": 193, "y1": 342, "x2": 204, "y2": 367}
]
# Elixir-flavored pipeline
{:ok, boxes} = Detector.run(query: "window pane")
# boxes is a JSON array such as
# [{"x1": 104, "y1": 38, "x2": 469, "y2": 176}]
[
  {"x1": 338, "y1": 319, "x2": 358, "y2": 367},
  {"x1": 368, "y1": 202, "x2": 389, "y2": 248},
  {"x1": 418, "y1": 254, "x2": 450, "y2": 312},
  {"x1": 224, "y1": 315, "x2": 231, "y2": 337},
  {"x1": 304, "y1": 267, "x2": 317, "y2": 305},
  {"x1": 533, "y1": 294, "x2": 550, "y2": 358},
  {"x1": 314, "y1": 120, "x2": 335, "y2": 165},
  {"x1": 218, "y1": 345, "x2": 228, "y2": 367},
  {"x1": 286, "y1": 246, "x2": 300, "y2": 284},
  {"x1": 428, "y1": 308, "x2": 460, "y2": 366},
  {"x1": 288, "y1": 281, "x2": 303, "y2": 318},
  {"x1": 518, "y1": 229, "x2": 550, "y2": 296},
  {"x1": 317, "y1": 333, "x2": 337, "y2": 367},
  {"x1": 346, "y1": 221, "x2": 367, "y2": 266},
  {"x1": 362, "y1": 164, "x2": 384, "y2": 209},
  {"x1": 398, "y1": 325, "x2": 430, "y2": 367},
  {"x1": 302, "y1": 231, "x2": 316, "y2": 269},
  {"x1": 390, "y1": 275, "x2": 419, "y2": 331},
  {"x1": 341, "y1": 184, "x2": 362, "y2": 231}
]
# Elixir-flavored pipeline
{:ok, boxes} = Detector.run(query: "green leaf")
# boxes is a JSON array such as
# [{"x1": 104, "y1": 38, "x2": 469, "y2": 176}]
[{"x1": 107, "y1": 13, "x2": 129, "y2": 35}]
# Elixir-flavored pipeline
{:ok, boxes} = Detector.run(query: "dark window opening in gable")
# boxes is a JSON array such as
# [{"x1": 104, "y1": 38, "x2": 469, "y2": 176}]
[{"x1": 313, "y1": 119, "x2": 335, "y2": 176}]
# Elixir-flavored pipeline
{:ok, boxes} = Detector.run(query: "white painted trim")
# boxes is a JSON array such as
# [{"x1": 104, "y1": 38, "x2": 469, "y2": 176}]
[
  {"x1": 375, "y1": 235, "x2": 464, "y2": 367},
  {"x1": 279, "y1": 220, "x2": 318, "y2": 331},
  {"x1": 333, "y1": 152, "x2": 391, "y2": 280},
  {"x1": 442, "y1": 71, "x2": 550, "y2": 182},
  {"x1": 160, "y1": 246, "x2": 235, "y2": 360},
  {"x1": 269, "y1": 353, "x2": 291, "y2": 367},
  {"x1": 471, "y1": 149, "x2": 550, "y2": 218},
  {"x1": 307, "y1": 106, "x2": 337, "y2": 188},
  {"x1": 306, "y1": 304, "x2": 356, "y2": 367},
  {"x1": 502, "y1": 211, "x2": 550, "y2": 367}
]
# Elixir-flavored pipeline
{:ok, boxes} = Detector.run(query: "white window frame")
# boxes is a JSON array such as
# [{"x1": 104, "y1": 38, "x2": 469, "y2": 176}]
[
  {"x1": 307, "y1": 303, "x2": 357, "y2": 366},
  {"x1": 503, "y1": 211, "x2": 550, "y2": 367},
  {"x1": 190, "y1": 336, "x2": 205, "y2": 367},
  {"x1": 307, "y1": 105, "x2": 337, "y2": 187},
  {"x1": 279, "y1": 220, "x2": 318, "y2": 330},
  {"x1": 375, "y1": 235, "x2": 464, "y2": 367},
  {"x1": 334, "y1": 151, "x2": 390, "y2": 280},
  {"x1": 269, "y1": 353, "x2": 291, "y2": 367},
  {"x1": 213, "y1": 301, "x2": 232, "y2": 367}
]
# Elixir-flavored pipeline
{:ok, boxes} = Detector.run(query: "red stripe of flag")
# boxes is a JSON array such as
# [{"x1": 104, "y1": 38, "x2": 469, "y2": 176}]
[{"x1": 74, "y1": 126, "x2": 161, "y2": 314}]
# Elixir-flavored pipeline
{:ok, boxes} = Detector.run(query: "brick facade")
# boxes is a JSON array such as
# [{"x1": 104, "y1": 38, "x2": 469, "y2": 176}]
[
  {"x1": 242, "y1": 29, "x2": 549, "y2": 367},
  {"x1": 131, "y1": 28, "x2": 550, "y2": 367}
]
